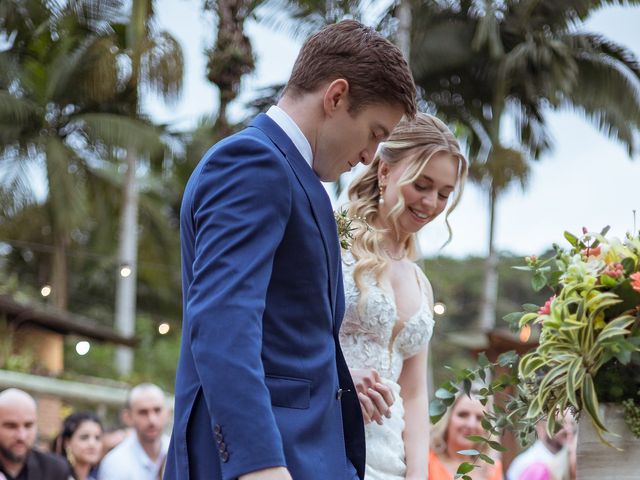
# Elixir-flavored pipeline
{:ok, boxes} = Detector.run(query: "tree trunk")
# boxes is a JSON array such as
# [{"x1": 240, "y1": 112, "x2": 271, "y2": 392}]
[
  {"x1": 479, "y1": 186, "x2": 498, "y2": 331},
  {"x1": 114, "y1": 148, "x2": 139, "y2": 376},
  {"x1": 396, "y1": 0, "x2": 412, "y2": 61}
]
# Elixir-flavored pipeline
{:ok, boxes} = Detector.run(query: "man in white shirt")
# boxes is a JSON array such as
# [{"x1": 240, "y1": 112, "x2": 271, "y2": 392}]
[{"x1": 99, "y1": 384, "x2": 169, "y2": 480}]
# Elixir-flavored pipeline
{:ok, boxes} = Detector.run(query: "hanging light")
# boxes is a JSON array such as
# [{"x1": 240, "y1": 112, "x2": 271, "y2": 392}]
[
  {"x1": 119, "y1": 264, "x2": 132, "y2": 278},
  {"x1": 158, "y1": 323, "x2": 170, "y2": 335},
  {"x1": 75, "y1": 341, "x2": 91, "y2": 355},
  {"x1": 433, "y1": 302, "x2": 446, "y2": 315},
  {"x1": 40, "y1": 285, "x2": 52, "y2": 297}
]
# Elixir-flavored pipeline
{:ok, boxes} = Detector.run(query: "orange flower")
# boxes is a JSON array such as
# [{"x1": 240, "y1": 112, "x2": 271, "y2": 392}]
[
  {"x1": 582, "y1": 245, "x2": 601, "y2": 257},
  {"x1": 631, "y1": 272, "x2": 640, "y2": 293}
]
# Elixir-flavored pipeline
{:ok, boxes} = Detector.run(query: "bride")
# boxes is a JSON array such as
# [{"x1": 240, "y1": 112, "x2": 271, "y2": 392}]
[{"x1": 340, "y1": 113, "x2": 467, "y2": 479}]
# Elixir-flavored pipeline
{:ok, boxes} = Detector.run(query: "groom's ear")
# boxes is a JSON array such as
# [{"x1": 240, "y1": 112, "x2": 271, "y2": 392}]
[{"x1": 323, "y1": 79, "x2": 350, "y2": 115}]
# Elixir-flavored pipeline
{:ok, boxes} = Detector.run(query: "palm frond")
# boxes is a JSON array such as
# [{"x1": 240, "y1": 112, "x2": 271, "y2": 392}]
[
  {"x1": 75, "y1": 113, "x2": 166, "y2": 158},
  {"x1": 44, "y1": 136, "x2": 89, "y2": 234},
  {"x1": 139, "y1": 31, "x2": 184, "y2": 104}
]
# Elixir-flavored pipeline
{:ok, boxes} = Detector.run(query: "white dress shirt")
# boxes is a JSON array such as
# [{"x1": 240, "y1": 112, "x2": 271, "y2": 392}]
[
  {"x1": 266, "y1": 105, "x2": 313, "y2": 168},
  {"x1": 97, "y1": 432, "x2": 170, "y2": 480}
]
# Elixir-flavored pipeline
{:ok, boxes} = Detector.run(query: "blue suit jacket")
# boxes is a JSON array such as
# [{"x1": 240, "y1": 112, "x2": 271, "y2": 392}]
[{"x1": 164, "y1": 114, "x2": 365, "y2": 480}]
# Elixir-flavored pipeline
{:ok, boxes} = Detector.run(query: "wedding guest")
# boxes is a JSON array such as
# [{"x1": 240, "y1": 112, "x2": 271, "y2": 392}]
[
  {"x1": 53, "y1": 411, "x2": 103, "y2": 480},
  {"x1": 0, "y1": 388, "x2": 71, "y2": 480},
  {"x1": 429, "y1": 392, "x2": 504, "y2": 480},
  {"x1": 507, "y1": 413, "x2": 576, "y2": 480},
  {"x1": 339, "y1": 112, "x2": 468, "y2": 479},
  {"x1": 98, "y1": 384, "x2": 169, "y2": 480},
  {"x1": 166, "y1": 18, "x2": 416, "y2": 480}
]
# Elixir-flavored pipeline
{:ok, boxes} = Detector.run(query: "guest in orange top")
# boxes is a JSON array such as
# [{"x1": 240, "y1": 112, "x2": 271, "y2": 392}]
[{"x1": 429, "y1": 393, "x2": 503, "y2": 480}]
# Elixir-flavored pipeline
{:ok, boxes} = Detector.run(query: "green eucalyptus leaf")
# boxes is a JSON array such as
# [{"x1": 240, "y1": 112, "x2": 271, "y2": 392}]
[
  {"x1": 429, "y1": 399, "x2": 446, "y2": 424},
  {"x1": 487, "y1": 440, "x2": 507, "y2": 452},
  {"x1": 478, "y1": 453, "x2": 495, "y2": 464},
  {"x1": 457, "y1": 449, "x2": 480, "y2": 456},
  {"x1": 478, "y1": 351, "x2": 490, "y2": 368},
  {"x1": 456, "y1": 462, "x2": 475, "y2": 474},
  {"x1": 435, "y1": 388, "x2": 456, "y2": 400},
  {"x1": 466, "y1": 435, "x2": 489, "y2": 443}
]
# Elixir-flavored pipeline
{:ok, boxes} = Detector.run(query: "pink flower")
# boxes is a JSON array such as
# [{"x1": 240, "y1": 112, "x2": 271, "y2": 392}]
[
  {"x1": 631, "y1": 272, "x2": 640, "y2": 293},
  {"x1": 603, "y1": 263, "x2": 624, "y2": 279},
  {"x1": 538, "y1": 295, "x2": 556, "y2": 315}
]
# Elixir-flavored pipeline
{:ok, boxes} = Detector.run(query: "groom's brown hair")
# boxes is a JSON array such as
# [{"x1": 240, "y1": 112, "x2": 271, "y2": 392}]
[{"x1": 284, "y1": 20, "x2": 416, "y2": 118}]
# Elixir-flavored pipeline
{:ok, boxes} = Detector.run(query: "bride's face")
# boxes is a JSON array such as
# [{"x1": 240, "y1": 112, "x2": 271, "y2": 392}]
[
  {"x1": 447, "y1": 395, "x2": 485, "y2": 451},
  {"x1": 380, "y1": 153, "x2": 458, "y2": 237}
]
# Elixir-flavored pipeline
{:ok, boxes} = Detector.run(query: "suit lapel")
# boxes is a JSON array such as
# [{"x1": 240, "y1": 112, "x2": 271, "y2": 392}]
[{"x1": 249, "y1": 114, "x2": 339, "y2": 321}]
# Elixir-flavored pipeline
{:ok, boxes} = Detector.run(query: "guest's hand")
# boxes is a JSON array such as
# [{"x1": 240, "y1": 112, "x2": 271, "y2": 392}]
[
  {"x1": 239, "y1": 467, "x2": 292, "y2": 480},
  {"x1": 349, "y1": 368, "x2": 394, "y2": 425}
]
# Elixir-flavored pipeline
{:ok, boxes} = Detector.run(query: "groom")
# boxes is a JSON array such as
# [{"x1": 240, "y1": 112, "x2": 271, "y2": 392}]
[{"x1": 165, "y1": 20, "x2": 416, "y2": 480}]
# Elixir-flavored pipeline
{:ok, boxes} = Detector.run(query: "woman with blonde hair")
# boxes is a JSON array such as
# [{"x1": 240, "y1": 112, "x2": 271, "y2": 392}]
[
  {"x1": 429, "y1": 393, "x2": 503, "y2": 480},
  {"x1": 339, "y1": 112, "x2": 468, "y2": 479}
]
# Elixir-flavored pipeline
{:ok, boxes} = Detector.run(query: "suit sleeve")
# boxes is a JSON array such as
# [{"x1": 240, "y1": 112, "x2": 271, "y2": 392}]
[{"x1": 185, "y1": 136, "x2": 292, "y2": 479}]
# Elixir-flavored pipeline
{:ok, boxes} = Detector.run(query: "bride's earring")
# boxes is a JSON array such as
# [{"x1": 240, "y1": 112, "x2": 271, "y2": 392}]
[{"x1": 378, "y1": 183, "x2": 386, "y2": 205}]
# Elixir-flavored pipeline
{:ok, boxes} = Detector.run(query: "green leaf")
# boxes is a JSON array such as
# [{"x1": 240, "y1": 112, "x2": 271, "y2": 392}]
[
  {"x1": 522, "y1": 303, "x2": 540, "y2": 312},
  {"x1": 621, "y1": 257, "x2": 636, "y2": 275},
  {"x1": 478, "y1": 351, "x2": 490, "y2": 368},
  {"x1": 532, "y1": 271, "x2": 548, "y2": 291},
  {"x1": 497, "y1": 350, "x2": 518, "y2": 367},
  {"x1": 600, "y1": 275, "x2": 618, "y2": 287},
  {"x1": 457, "y1": 449, "x2": 480, "y2": 456},
  {"x1": 435, "y1": 388, "x2": 456, "y2": 400},
  {"x1": 456, "y1": 462, "x2": 475, "y2": 475},
  {"x1": 487, "y1": 440, "x2": 507, "y2": 452},
  {"x1": 564, "y1": 231, "x2": 579, "y2": 247},
  {"x1": 503, "y1": 311, "x2": 525, "y2": 325},
  {"x1": 466, "y1": 435, "x2": 489, "y2": 443},
  {"x1": 429, "y1": 399, "x2": 446, "y2": 424},
  {"x1": 582, "y1": 374, "x2": 608, "y2": 433},
  {"x1": 478, "y1": 453, "x2": 495, "y2": 465}
]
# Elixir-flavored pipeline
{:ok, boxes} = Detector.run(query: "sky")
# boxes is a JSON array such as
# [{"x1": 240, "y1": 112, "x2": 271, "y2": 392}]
[{"x1": 145, "y1": 2, "x2": 640, "y2": 259}]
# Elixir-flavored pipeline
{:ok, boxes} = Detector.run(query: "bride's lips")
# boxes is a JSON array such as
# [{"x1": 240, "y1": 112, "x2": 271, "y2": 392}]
[{"x1": 408, "y1": 207, "x2": 430, "y2": 223}]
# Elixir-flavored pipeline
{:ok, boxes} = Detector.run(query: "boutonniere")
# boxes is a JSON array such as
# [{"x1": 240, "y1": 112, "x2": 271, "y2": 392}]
[
  {"x1": 334, "y1": 208, "x2": 355, "y2": 250},
  {"x1": 334, "y1": 208, "x2": 369, "y2": 250}
]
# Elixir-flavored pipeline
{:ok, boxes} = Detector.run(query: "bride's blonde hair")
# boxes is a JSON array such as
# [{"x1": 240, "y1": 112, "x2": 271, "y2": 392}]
[{"x1": 346, "y1": 113, "x2": 467, "y2": 295}]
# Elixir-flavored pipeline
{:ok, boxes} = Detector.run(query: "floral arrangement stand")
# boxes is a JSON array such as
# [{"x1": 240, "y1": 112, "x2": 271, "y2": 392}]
[{"x1": 577, "y1": 403, "x2": 640, "y2": 479}]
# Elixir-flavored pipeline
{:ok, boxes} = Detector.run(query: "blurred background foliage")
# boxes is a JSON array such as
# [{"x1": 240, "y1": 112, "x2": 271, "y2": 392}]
[{"x1": 1, "y1": 0, "x2": 638, "y2": 391}]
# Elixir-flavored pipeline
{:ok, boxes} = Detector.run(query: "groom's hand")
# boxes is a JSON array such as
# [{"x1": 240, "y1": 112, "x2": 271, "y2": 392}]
[
  {"x1": 239, "y1": 467, "x2": 292, "y2": 480},
  {"x1": 349, "y1": 368, "x2": 394, "y2": 425}
]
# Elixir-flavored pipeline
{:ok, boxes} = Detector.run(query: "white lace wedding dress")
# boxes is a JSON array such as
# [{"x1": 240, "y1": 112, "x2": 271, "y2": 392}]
[{"x1": 339, "y1": 252, "x2": 435, "y2": 480}]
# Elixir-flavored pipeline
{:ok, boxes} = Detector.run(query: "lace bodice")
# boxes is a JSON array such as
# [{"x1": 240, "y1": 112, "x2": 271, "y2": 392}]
[{"x1": 339, "y1": 252, "x2": 435, "y2": 382}]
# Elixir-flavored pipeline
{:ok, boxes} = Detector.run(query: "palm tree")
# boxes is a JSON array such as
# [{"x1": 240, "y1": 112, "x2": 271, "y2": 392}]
[
  {"x1": 111, "y1": 0, "x2": 183, "y2": 375},
  {"x1": 0, "y1": 0, "x2": 167, "y2": 372},
  {"x1": 410, "y1": 0, "x2": 640, "y2": 331}
]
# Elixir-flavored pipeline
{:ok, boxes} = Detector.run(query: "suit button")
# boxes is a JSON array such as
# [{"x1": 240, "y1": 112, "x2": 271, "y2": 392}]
[
  {"x1": 215, "y1": 432, "x2": 223, "y2": 443},
  {"x1": 220, "y1": 451, "x2": 229, "y2": 462},
  {"x1": 336, "y1": 388, "x2": 343, "y2": 400},
  {"x1": 218, "y1": 442, "x2": 226, "y2": 453},
  {"x1": 214, "y1": 424, "x2": 222, "y2": 434}
]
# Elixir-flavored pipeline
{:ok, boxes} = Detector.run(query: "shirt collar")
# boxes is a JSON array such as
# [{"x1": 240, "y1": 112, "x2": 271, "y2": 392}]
[{"x1": 265, "y1": 105, "x2": 313, "y2": 168}]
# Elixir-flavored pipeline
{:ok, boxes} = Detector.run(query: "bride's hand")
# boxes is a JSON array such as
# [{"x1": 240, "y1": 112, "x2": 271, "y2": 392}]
[{"x1": 349, "y1": 368, "x2": 394, "y2": 425}]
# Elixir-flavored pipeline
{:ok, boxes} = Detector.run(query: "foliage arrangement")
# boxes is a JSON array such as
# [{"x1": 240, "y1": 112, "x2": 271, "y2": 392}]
[{"x1": 430, "y1": 226, "x2": 640, "y2": 478}]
